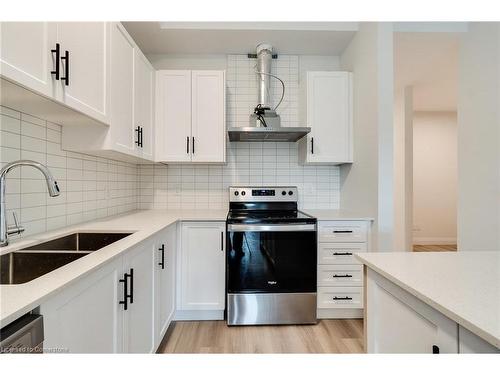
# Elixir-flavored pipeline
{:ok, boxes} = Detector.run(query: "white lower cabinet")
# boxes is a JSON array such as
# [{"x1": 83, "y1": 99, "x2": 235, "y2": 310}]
[
  {"x1": 122, "y1": 239, "x2": 156, "y2": 353},
  {"x1": 317, "y1": 220, "x2": 370, "y2": 319},
  {"x1": 178, "y1": 222, "x2": 226, "y2": 316},
  {"x1": 458, "y1": 326, "x2": 500, "y2": 353},
  {"x1": 155, "y1": 224, "x2": 177, "y2": 347},
  {"x1": 40, "y1": 227, "x2": 178, "y2": 353},
  {"x1": 40, "y1": 256, "x2": 124, "y2": 353},
  {"x1": 366, "y1": 269, "x2": 458, "y2": 353}
]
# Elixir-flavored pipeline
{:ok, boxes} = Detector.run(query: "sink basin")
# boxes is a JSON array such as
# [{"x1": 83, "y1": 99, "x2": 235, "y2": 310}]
[
  {"x1": 0, "y1": 232, "x2": 132, "y2": 284},
  {"x1": 1, "y1": 251, "x2": 88, "y2": 285},
  {"x1": 20, "y1": 232, "x2": 132, "y2": 252}
]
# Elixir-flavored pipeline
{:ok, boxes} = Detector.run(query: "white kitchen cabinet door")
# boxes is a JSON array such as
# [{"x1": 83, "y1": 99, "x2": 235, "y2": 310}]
[
  {"x1": 40, "y1": 256, "x2": 124, "y2": 353},
  {"x1": 155, "y1": 224, "x2": 177, "y2": 346},
  {"x1": 122, "y1": 239, "x2": 156, "y2": 353},
  {"x1": 156, "y1": 70, "x2": 192, "y2": 162},
  {"x1": 180, "y1": 222, "x2": 225, "y2": 311},
  {"x1": 0, "y1": 22, "x2": 57, "y2": 98},
  {"x1": 134, "y1": 49, "x2": 155, "y2": 160},
  {"x1": 191, "y1": 70, "x2": 226, "y2": 163},
  {"x1": 109, "y1": 22, "x2": 135, "y2": 154},
  {"x1": 366, "y1": 269, "x2": 458, "y2": 353},
  {"x1": 299, "y1": 71, "x2": 352, "y2": 165},
  {"x1": 55, "y1": 22, "x2": 110, "y2": 124}
]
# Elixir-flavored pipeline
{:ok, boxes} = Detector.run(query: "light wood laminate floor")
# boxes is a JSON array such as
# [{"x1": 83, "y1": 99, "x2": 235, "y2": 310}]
[
  {"x1": 158, "y1": 319, "x2": 364, "y2": 353},
  {"x1": 413, "y1": 244, "x2": 457, "y2": 252}
]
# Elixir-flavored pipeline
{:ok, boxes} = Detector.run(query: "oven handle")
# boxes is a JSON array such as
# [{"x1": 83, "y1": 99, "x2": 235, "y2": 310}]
[{"x1": 227, "y1": 224, "x2": 316, "y2": 232}]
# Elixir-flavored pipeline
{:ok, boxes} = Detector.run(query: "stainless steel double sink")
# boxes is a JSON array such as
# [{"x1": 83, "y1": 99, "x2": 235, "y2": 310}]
[{"x1": 0, "y1": 232, "x2": 132, "y2": 285}]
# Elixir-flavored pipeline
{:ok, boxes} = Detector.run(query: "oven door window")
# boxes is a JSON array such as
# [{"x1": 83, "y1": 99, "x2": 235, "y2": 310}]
[{"x1": 227, "y1": 230, "x2": 317, "y2": 293}]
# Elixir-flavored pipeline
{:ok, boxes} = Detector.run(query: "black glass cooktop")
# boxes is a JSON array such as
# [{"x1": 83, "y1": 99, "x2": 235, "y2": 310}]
[{"x1": 227, "y1": 210, "x2": 316, "y2": 224}]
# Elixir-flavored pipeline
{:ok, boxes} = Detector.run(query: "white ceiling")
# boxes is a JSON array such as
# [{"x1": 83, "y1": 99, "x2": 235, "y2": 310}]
[
  {"x1": 122, "y1": 22, "x2": 358, "y2": 56},
  {"x1": 394, "y1": 32, "x2": 459, "y2": 112}
]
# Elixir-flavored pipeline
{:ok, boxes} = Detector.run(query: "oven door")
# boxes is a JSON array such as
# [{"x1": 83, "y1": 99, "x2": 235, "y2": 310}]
[{"x1": 227, "y1": 223, "x2": 317, "y2": 294}]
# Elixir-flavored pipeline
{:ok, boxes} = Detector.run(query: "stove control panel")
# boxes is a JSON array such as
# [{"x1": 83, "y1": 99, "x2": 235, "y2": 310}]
[{"x1": 229, "y1": 186, "x2": 298, "y2": 202}]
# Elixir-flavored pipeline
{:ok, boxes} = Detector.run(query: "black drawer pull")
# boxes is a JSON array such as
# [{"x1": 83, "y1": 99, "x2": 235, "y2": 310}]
[
  {"x1": 311, "y1": 137, "x2": 314, "y2": 154},
  {"x1": 135, "y1": 126, "x2": 141, "y2": 146},
  {"x1": 333, "y1": 296, "x2": 353, "y2": 301},
  {"x1": 186, "y1": 136, "x2": 189, "y2": 153},
  {"x1": 221, "y1": 232, "x2": 224, "y2": 252},
  {"x1": 51, "y1": 43, "x2": 60, "y2": 80},
  {"x1": 158, "y1": 244, "x2": 165, "y2": 269},
  {"x1": 333, "y1": 274, "x2": 353, "y2": 278},
  {"x1": 192, "y1": 137, "x2": 195, "y2": 154},
  {"x1": 432, "y1": 345, "x2": 440, "y2": 354},
  {"x1": 129, "y1": 268, "x2": 134, "y2": 304},
  {"x1": 119, "y1": 272, "x2": 130, "y2": 310},
  {"x1": 333, "y1": 230, "x2": 353, "y2": 233},
  {"x1": 333, "y1": 252, "x2": 353, "y2": 256},
  {"x1": 61, "y1": 49, "x2": 69, "y2": 86}
]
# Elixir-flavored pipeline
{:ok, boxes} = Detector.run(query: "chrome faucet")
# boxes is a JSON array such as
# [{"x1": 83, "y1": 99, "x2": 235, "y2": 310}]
[{"x1": 1, "y1": 160, "x2": 60, "y2": 247}]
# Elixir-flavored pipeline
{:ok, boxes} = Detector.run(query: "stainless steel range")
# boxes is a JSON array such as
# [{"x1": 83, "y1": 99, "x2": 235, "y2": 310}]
[{"x1": 226, "y1": 186, "x2": 317, "y2": 325}]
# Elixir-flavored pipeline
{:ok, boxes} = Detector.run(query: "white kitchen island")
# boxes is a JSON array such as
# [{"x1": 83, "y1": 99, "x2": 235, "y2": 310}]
[{"x1": 356, "y1": 251, "x2": 500, "y2": 353}]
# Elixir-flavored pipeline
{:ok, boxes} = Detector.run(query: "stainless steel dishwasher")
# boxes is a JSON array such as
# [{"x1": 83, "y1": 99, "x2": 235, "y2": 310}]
[{"x1": 0, "y1": 314, "x2": 44, "y2": 354}]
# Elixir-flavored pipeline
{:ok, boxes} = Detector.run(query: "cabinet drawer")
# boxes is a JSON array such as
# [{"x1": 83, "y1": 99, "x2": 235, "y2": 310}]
[
  {"x1": 318, "y1": 242, "x2": 367, "y2": 264},
  {"x1": 317, "y1": 287, "x2": 363, "y2": 309},
  {"x1": 318, "y1": 265, "x2": 363, "y2": 287},
  {"x1": 319, "y1": 221, "x2": 368, "y2": 242}
]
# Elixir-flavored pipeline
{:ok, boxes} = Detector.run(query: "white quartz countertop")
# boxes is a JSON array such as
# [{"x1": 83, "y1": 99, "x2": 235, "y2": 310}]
[
  {"x1": 302, "y1": 209, "x2": 374, "y2": 221},
  {"x1": 356, "y1": 251, "x2": 500, "y2": 349},
  {"x1": 0, "y1": 209, "x2": 227, "y2": 328}
]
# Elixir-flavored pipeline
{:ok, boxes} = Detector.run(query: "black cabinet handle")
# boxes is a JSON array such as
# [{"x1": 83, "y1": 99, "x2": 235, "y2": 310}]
[
  {"x1": 192, "y1": 137, "x2": 195, "y2": 154},
  {"x1": 333, "y1": 296, "x2": 353, "y2": 300},
  {"x1": 333, "y1": 230, "x2": 353, "y2": 233},
  {"x1": 333, "y1": 252, "x2": 353, "y2": 256},
  {"x1": 311, "y1": 137, "x2": 314, "y2": 154},
  {"x1": 158, "y1": 244, "x2": 165, "y2": 269},
  {"x1": 119, "y1": 273, "x2": 129, "y2": 310},
  {"x1": 61, "y1": 49, "x2": 69, "y2": 86},
  {"x1": 51, "y1": 43, "x2": 60, "y2": 80},
  {"x1": 140, "y1": 127, "x2": 143, "y2": 148},
  {"x1": 135, "y1": 126, "x2": 141, "y2": 147},
  {"x1": 432, "y1": 345, "x2": 440, "y2": 354},
  {"x1": 221, "y1": 232, "x2": 224, "y2": 252},
  {"x1": 186, "y1": 137, "x2": 190, "y2": 154},
  {"x1": 129, "y1": 268, "x2": 134, "y2": 304},
  {"x1": 333, "y1": 274, "x2": 353, "y2": 278}
]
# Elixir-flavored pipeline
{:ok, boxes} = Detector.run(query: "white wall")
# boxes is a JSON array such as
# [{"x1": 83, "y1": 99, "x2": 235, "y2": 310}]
[
  {"x1": 413, "y1": 111, "x2": 457, "y2": 245},
  {"x1": 340, "y1": 23, "x2": 394, "y2": 252},
  {"x1": 458, "y1": 23, "x2": 500, "y2": 251}
]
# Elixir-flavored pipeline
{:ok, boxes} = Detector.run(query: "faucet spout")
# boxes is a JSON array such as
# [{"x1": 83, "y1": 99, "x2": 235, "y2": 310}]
[{"x1": 1, "y1": 160, "x2": 60, "y2": 247}]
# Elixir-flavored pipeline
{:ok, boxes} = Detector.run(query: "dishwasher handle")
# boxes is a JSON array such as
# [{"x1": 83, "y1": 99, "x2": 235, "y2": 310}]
[{"x1": 0, "y1": 314, "x2": 44, "y2": 353}]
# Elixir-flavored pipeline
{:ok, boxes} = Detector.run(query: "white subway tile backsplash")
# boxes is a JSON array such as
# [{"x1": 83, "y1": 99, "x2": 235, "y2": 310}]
[{"x1": 1, "y1": 105, "x2": 138, "y2": 238}]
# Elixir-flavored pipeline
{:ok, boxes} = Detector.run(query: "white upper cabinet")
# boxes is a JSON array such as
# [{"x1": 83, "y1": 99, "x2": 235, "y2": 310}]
[
  {"x1": 109, "y1": 22, "x2": 135, "y2": 154},
  {"x1": 156, "y1": 70, "x2": 226, "y2": 164},
  {"x1": 62, "y1": 22, "x2": 155, "y2": 162},
  {"x1": 134, "y1": 48, "x2": 155, "y2": 160},
  {"x1": 156, "y1": 70, "x2": 192, "y2": 162},
  {"x1": 299, "y1": 71, "x2": 353, "y2": 165},
  {"x1": 55, "y1": 22, "x2": 110, "y2": 124},
  {"x1": 0, "y1": 22, "x2": 57, "y2": 97},
  {"x1": 191, "y1": 70, "x2": 226, "y2": 163}
]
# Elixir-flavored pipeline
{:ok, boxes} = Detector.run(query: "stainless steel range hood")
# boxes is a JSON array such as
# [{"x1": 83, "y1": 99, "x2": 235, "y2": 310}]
[
  {"x1": 228, "y1": 43, "x2": 311, "y2": 142},
  {"x1": 228, "y1": 126, "x2": 310, "y2": 142}
]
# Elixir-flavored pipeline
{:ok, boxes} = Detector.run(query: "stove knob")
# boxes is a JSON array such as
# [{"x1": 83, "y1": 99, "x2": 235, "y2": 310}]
[
  {"x1": 281, "y1": 190, "x2": 286, "y2": 196},
  {"x1": 234, "y1": 191, "x2": 239, "y2": 196},
  {"x1": 241, "y1": 191, "x2": 246, "y2": 196},
  {"x1": 288, "y1": 190, "x2": 294, "y2": 195}
]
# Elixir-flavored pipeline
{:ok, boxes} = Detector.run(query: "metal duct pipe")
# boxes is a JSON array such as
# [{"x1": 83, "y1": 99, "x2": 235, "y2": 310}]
[{"x1": 256, "y1": 43, "x2": 273, "y2": 107}]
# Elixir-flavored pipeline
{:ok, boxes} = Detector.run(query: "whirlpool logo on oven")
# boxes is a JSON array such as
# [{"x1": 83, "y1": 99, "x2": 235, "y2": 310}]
[{"x1": 267, "y1": 281, "x2": 277, "y2": 285}]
